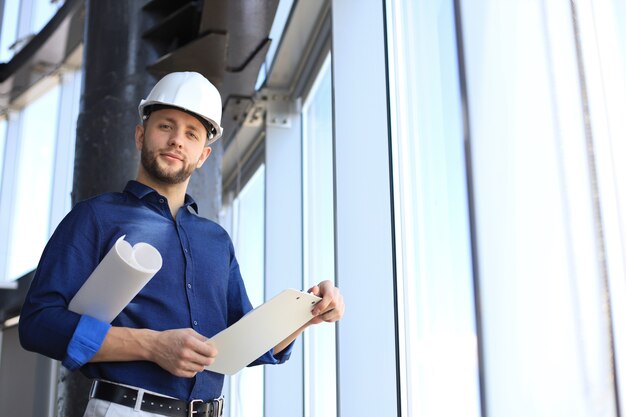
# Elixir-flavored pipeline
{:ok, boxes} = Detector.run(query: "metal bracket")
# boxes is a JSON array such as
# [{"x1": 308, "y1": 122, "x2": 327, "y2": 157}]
[{"x1": 259, "y1": 89, "x2": 298, "y2": 128}]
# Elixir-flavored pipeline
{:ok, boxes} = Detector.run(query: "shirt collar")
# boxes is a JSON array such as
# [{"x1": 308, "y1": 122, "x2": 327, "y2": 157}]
[{"x1": 124, "y1": 180, "x2": 199, "y2": 213}]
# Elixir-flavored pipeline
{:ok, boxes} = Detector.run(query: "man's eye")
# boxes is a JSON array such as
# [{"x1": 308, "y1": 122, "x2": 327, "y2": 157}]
[
  {"x1": 188, "y1": 132, "x2": 199, "y2": 141},
  {"x1": 160, "y1": 124, "x2": 172, "y2": 130}
]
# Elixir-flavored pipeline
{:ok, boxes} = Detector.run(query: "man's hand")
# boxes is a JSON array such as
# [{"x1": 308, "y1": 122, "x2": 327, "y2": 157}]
[
  {"x1": 307, "y1": 280, "x2": 345, "y2": 325},
  {"x1": 149, "y1": 328, "x2": 218, "y2": 378},
  {"x1": 91, "y1": 327, "x2": 217, "y2": 379},
  {"x1": 274, "y1": 280, "x2": 345, "y2": 354}
]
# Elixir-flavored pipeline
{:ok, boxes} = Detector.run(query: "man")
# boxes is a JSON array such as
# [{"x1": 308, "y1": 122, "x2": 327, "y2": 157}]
[{"x1": 19, "y1": 72, "x2": 344, "y2": 417}]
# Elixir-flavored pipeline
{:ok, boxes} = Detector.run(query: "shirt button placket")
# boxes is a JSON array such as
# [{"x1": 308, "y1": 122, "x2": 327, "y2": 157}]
[{"x1": 177, "y1": 222, "x2": 197, "y2": 330}]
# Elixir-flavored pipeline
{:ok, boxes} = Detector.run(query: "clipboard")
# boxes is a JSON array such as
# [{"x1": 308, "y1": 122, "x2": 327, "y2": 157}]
[{"x1": 204, "y1": 289, "x2": 321, "y2": 375}]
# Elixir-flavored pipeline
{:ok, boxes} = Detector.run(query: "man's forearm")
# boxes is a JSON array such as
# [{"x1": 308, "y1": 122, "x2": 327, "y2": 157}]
[
  {"x1": 90, "y1": 326, "x2": 218, "y2": 378},
  {"x1": 90, "y1": 326, "x2": 156, "y2": 363}
]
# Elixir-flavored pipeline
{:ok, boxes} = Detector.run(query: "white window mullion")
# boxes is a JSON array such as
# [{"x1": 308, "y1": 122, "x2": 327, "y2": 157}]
[
  {"x1": 49, "y1": 69, "x2": 82, "y2": 233},
  {"x1": 263, "y1": 92, "x2": 304, "y2": 417},
  {"x1": 228, "y1": 166, "x2": 266, "y2": 417},
  {"x1": 0, "y1": 111, "x2": 23, "y2": 288},
  {"x1": 302, "y1": 54, "x2": 336, "y2": 417}
]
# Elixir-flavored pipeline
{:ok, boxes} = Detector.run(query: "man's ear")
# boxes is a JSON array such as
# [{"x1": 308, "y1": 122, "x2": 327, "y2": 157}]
[
  {"x1": 196, "y1": 146, "x2": 212, "y2": 168},
  {"x1": 135, "y1": 125, "x2": 145, "y2": 150}
]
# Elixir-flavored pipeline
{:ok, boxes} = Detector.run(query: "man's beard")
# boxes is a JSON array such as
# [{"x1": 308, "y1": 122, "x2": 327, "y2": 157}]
[{"x1": 140, "y1": 146, "x2": 196, "y2": 184}]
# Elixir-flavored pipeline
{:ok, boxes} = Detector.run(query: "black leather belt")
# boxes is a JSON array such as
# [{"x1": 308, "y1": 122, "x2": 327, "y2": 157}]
[{"x1": 90, "y1": 380, "x2": 224, "y2": 417}]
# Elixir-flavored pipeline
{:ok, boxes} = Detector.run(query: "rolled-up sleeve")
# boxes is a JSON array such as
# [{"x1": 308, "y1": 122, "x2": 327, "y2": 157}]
[
  {"x1": 250, "y1": 343, "x2": 295, "y2": 367},
  {"x1": 62, "y1": 315, "x2": 111, "y2": 370}
]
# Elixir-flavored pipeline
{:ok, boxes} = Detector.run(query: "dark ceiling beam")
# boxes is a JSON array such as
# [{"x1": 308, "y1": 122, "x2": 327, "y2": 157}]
[{"x1": 142, "y1": 0, "x2": 280, "y2": 145}]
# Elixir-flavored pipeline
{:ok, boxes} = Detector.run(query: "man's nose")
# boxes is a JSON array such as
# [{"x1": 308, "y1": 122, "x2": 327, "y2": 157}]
[{"x1": 168, "y1": 128, "x2": 185, "y2": 147}]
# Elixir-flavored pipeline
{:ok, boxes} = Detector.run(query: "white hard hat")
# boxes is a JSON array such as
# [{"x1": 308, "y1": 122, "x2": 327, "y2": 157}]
[{"x1": 138, "y1": 72, "x2": 223, "y2": 144}]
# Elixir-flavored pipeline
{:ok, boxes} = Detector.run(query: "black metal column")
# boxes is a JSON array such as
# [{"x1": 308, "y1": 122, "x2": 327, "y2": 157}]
[
  {"x1": 62, "y1": 1, "x2": 156, "y2": 416},
  {"x1": 72, "y1": 0, "x2": 156, "y2": 202}
]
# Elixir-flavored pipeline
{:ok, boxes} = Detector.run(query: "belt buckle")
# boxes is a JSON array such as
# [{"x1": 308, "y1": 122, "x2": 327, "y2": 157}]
[
  {"x1": 188, "y1": 399, "x2": 204, "y2": 417},
  {"x1": 215, "y1": 398, "x2": 224, "y2": 416},
  {"x1": 189, "y1": 397, "x2": 223, "y2": 417}
]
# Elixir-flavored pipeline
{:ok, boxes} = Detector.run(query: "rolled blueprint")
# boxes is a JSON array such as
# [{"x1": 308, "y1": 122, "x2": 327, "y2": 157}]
[{"x1": 68, "y1": 235, "x2": 162, "y2": 323}]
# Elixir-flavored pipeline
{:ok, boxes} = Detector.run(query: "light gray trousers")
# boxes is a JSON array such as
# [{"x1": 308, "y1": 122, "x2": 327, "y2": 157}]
[{"x1": 83, "y1": 398, "x2": 169, "y2": 417}]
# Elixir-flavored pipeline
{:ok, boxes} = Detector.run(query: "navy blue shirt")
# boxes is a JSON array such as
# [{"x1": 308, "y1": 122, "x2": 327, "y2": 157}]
[{"x1": 19, "y1": 181, "x2": 292, "y2": 400}]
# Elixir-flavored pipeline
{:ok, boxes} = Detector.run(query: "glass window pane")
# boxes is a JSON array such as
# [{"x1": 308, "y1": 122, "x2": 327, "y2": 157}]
[
  {"x1": 31, "y1": 0, "x2": 63, "y2": 34},
  {"x1": 302, "y1": 54, "x2": 336, "y2": 417},
  {"x1": 614, "y1": 0, "x2": 626, "y2": 63},
  {"x1": 0, "y1": 117, "x2": 6, "y2": 182},
  {"x1": 228, "y1": 165, "x2": 265, "y2": 417},
  {"x1": 7, "y1": 85, "x2": 60, "y2": 280},
  {"x1": 255, "y1": 0, "x2": 294, "y2": 89},
  {"x1": 386, "y1": 0, "x2": 481, "y2": 416},
  {"x1": 588, "y1": 0, "x2": 626, "y2": 404},
  {"x1": 461, "y1": 1, "x2": 619, "y2": 416},
  {"x1": 0, "y1": 0, "x2": 20, "y2": 62}
]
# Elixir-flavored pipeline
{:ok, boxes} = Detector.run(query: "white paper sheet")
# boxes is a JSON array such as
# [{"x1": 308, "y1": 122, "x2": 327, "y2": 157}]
[{"x1": 68, "y1": 235, "x2": 162, "y2": 323}]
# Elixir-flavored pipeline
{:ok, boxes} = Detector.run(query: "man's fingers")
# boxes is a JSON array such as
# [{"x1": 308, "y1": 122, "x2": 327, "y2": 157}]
[
  {"x1": 310, "y1": 283, "x2": 344, "y2": 321},
  {"x1": 312, "y1": 290, "x2": 341, "y2": 316},
  {"x1": 308, "y1": 285, "x2": 320, "y2": 296},
  {"x1": 181, "y1": 349, "x2": 216, "y2": 368},
  {"x1": 155, "y1": 329, "x2": 219, "y2": 377},
  {"x1": 182, "y1": 340, "x2": 218, "y2": 368},
  {"x1": 178, "y1": 330, "x2": 218, "y2": 358}
]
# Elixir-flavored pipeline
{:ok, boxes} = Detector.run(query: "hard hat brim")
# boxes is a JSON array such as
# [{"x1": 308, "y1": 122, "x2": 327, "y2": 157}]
[{"x1": 139, "y1": 99, "x2": 223, "y2": 144}]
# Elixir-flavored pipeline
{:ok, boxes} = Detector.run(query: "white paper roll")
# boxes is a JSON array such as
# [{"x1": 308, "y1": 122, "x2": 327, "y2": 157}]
[{"x1": 68, "y1": 235, "x2": 162, "y2": 323}]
